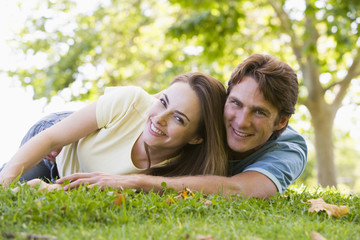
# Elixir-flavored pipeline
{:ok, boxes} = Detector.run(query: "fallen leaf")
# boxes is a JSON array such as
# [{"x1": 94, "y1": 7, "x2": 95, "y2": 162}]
[
  {"x1": 196, "y1": 234, "x2": 214, "y2": 240},
  {"x1": 177, "y1": 187, "x2": 195, "y2": 199},
  {"x1": 203, "y1": 199, "x2": 212, "y2": 206},
  {"x1": 114, "y1": 192, "x2": 126, "y2": 206},
  {"x1": 307, "y1": 198, "x2": 349, "y2": 218},
  {"x1": 166, "y1": 187, "x2": 215, "y2": 207},
  {"x1": 311, "y1": 231, "x2": 327, "y2": 240}
]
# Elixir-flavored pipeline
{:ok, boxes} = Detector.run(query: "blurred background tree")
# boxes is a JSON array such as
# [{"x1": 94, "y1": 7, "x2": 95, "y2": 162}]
[{"x1": 5, "y1": 0, "x2": 360, "y2": 190}]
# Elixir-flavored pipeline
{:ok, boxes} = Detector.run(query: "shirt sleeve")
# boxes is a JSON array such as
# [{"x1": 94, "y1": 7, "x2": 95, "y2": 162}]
[
  {"x1": 243, "y1": 141, "x2": 307, "y2": 193},
  {"x1": 96, "y1": 86, "x2": 143, "y2": 129}
]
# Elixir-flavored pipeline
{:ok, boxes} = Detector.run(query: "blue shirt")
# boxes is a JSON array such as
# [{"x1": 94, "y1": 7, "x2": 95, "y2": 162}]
[{"x1": 231, "y1": 126, "x2": 307, "y2": 193}]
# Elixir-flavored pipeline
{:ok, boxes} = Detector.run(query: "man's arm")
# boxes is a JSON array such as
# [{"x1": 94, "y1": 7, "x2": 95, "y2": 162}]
[{"x1": 57, "y1": 171, "x2": 277, "y2": 199}]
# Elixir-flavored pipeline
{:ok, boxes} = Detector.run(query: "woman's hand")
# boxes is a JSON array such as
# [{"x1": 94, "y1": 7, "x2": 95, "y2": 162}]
[
  {"x1": 56, "y1": 172, "x2": 140, "y2": 191},
  {"x1": 26, "y1": 178, "x2": 63, "y2": 191},
  {"x1": 10, "y1": 178, "x2": 63, "y2": 192}
]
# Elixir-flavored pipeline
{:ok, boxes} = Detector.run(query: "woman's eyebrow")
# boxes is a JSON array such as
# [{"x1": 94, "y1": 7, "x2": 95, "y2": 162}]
[
  {"x1": 163, "y1": 93, "x2": 190, "y2": 122},
  {"x1": 175, "y1": 110, "x2": 190, "y2": 122},
  {"x1": 163, "y1": 93, "x2": 169, "y2": 104}
]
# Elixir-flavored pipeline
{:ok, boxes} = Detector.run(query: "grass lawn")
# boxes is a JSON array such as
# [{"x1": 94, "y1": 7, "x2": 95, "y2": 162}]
[{"x1": 0, "y1": 183, "x2": 359, "y2": 240}]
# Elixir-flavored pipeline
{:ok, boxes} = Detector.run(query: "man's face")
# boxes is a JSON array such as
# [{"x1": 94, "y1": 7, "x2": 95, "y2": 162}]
[{"x1": 224, "y1": 76, "x2": 287, "y2": 158}]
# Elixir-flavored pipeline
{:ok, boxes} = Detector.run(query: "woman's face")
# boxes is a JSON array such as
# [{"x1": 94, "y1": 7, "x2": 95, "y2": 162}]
[{"x1": 143, "y1": 82, "x2": 203, "y2": 151}]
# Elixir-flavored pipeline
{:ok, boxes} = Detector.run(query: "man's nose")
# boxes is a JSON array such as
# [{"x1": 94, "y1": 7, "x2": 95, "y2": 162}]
[{"x1": 235, "y1": 109, "x2": 251, "y2": 128}]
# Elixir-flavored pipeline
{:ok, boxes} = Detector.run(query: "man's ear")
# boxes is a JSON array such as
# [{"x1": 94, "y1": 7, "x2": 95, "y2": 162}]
[
  {"x1": 275, "y1": 115, "x2": 290, "y2": 131},
  {"x1": 188, "y1": 136, "x2": 204, "y2": 145}
]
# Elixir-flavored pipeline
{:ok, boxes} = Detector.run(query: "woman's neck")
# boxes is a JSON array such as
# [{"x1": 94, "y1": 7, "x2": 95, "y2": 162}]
[{"x1": 131, "y1": 134, "x2": 180, "y2": 168}]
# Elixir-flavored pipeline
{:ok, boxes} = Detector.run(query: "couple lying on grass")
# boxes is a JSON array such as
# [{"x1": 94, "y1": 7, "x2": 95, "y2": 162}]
[{"x1": 0, "y1": 54, "x2": 307, "y2": 199}]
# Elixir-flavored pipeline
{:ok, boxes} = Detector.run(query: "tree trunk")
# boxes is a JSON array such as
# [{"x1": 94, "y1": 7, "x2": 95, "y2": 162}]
[{"x1": 308, "y1": 101, "x2": 337, "y2": 187}]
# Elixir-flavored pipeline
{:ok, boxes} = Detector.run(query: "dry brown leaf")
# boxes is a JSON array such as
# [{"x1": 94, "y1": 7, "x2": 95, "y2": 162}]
[
  {"x1": 204, "y1": 199, "x2": 212, "y2": 206},
  {"x1": 311, "y1": 231, "x2": 327, "y2": 240},
  {"x1": 177, "y1": 187, "x2": 195, "y2": 199},
  {"x1": 307, "y1": 198, "x2": 349, "y2": 218},
  {"x1": 196, "y1": 234, "x2": 214, "y2": 240},
  {"x1": 170, "y1": 187, "x2": 213, "y2": 207},
  {"x1": 114, "y1": 192, "x2": 126, "y2": 206}
]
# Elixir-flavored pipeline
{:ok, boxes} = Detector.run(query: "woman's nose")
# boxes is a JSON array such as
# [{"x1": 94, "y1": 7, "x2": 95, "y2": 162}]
[{"x1": 153, "y1": 111, "x2": 169, "y2": 126}]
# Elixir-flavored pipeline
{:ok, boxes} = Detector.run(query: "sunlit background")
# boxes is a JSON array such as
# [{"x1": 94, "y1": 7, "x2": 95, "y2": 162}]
[{"x1": 0, "y1": 0, "x2": 86, "y2": 165}]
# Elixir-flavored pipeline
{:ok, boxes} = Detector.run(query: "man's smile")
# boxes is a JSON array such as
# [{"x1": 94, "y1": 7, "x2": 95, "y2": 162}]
[{"x1": 233, "y1": 127, "x2": 253, "y2": 137}]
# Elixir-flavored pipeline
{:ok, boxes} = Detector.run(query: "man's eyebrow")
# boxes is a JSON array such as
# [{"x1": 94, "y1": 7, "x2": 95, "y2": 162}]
[
  {"x1": 228, "y1": 96, "x2": 242, "y2": 105},
  {"x1": 253, "y1": 106, "x2": 272, "y2": 116},
  {"x1": 163, "y1": 93, "x2": 190, "y2": 122},
  {"x1": 228, "y1": 96, "x2": 239, "y2": 101},
  {"x1": 228, "y1": 95, "x2": 272, "y2": 116}
]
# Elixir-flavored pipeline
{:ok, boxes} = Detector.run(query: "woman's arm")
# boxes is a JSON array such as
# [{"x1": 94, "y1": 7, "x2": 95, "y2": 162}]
[
  {"x1": 0, "y1": 102, "x2": 99, "y2": 185},
  {"x1": 57, "y1": 171, "x2": 277, "y2": 199}
]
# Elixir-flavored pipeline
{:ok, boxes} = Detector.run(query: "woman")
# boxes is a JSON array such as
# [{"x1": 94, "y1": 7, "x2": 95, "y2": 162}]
[{"x1": 0, "y1": 72, "x2": 228, "y2": 188}]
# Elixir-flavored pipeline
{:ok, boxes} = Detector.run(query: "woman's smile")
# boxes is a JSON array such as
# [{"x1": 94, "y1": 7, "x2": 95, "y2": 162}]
[{"x1": 149, "y1": 122, "x2": 166, "y2": 136}]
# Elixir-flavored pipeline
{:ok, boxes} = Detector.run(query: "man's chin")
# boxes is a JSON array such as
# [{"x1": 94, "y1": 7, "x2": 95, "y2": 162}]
[{"x1": 227, "y1": 141, "x2": 248, "y2": 153}]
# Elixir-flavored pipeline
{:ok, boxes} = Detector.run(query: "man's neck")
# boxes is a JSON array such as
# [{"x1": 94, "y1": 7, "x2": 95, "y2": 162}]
[
  {"x1": 229, "y1": 143, "x2": 265, "y2": 160},
  {"x1": 229, "y1": 150, "x2": 253, "y2": 160}
]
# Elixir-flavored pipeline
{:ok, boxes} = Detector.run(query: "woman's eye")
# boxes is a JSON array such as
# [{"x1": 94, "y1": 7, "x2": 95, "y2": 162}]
[
  {"x1": 175, "y1": 116, "x2": 184, "y2": 124},
  {"x1": 160, "y1": 98, "x2": 167, "y2": 107}
]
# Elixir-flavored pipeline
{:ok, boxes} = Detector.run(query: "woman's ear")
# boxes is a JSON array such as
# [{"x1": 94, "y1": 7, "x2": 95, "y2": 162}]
[{"x1": 188, "y1": 136, "x2": 203, "y2": 145}]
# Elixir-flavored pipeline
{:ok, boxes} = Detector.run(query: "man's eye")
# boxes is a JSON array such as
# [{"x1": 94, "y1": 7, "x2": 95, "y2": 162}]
[
  {"x1": 233, "y1": 101, "x2": 241, "y2": 106},
  {"x1": 256, "y1": 110, "x2": 266, "y2": 116}
]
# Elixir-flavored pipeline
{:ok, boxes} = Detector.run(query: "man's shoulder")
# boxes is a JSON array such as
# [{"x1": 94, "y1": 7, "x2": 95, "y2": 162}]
[{"x1": 274, "y1": 126, "x2": 307, "y2": 151}]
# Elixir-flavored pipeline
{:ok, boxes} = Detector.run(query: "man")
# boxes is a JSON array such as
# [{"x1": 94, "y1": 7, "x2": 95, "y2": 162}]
[{"x1": 57, "y1": 54, "x2": 307, "y2": 199}]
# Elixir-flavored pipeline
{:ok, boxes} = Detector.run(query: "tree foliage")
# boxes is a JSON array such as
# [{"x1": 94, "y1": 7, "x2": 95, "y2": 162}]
[
  {"x1": 9, "y1": 0, "x2": 210, "y2": 100},
  {"x1": 7, "y1": 0, "x2": 360, "y2": 187}
]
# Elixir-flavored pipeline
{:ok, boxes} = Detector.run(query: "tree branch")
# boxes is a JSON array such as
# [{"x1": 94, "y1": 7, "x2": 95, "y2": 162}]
[
  {"x1": 268, "y1": 0, "x2": 323, "y2": 102},
  {"x1": 301, "y1": 1, "x2": 323, "y2": 99},
  {"x1": 267, "y1": 0, "x2": 303, "y2": 62},
  {"x1": 324, "y1": 79, "x2": 346, "y2": 92},
  {"x1": 332, "y1": 46, "x2": 360, "y2": 109}
]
